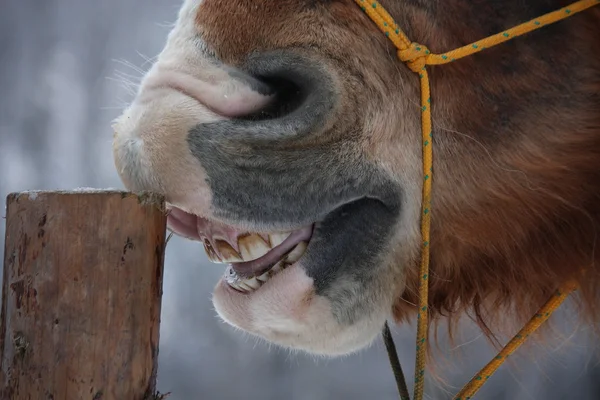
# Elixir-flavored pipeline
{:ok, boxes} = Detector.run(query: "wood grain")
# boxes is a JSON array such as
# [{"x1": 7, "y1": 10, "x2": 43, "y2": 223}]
[{"x1": 0, "y1": 190, "x2": 167, "y2": 400}]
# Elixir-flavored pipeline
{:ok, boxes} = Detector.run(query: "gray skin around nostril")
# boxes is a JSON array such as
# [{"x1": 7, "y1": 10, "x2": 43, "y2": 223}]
[
  {"x1": 191, "y1": 50, "x2": 338, "y2": 142},
  {"x1": 186, "y1": 50, "x2": 401, "y2": 231},
  {"x1": 186, "y1": 50, "x2": 347, "y2": 228}
]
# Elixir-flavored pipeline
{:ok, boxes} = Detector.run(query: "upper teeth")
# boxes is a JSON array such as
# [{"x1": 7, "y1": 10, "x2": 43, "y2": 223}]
[
  {"x1": 239, "y1": 234, "x2": 271, "y2": 261},
  {"x1": 286, "y1": 241, "x2": 307, "y2": 263},
  {"x1": 269, "y1": 232, "x2": 289, "y2": 247},
  {"x1": 204, "y1": 232, "x2": 292, "y2": 264},
  {"x1": 213, "y1": 240, "x2": 243, "y2": 263}
]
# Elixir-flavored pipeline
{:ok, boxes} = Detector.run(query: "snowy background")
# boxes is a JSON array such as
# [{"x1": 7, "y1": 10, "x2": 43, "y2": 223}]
[{"x1": 1, "y1": 1, "x2": 599, "y2": 399}]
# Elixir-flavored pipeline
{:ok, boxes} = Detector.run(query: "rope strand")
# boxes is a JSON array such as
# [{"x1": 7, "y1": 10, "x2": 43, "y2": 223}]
[
  {"x1": 382, "y1": 322, "x2": 411, "y2": 400},
  {"x1": 453, "y1": 280, "x2": 579, "y2": 399}
]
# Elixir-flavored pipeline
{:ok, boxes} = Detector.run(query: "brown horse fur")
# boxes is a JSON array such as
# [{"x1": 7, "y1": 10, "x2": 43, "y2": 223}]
[
  {"x1": 113, "y1": 0, "x2": 600, "y2": 360},
  {"x1": 196, "y1": 0, "x2": 600, "y2": 346}
]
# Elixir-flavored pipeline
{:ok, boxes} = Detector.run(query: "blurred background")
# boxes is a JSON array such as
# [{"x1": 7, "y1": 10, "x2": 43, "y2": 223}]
[{"x1": 1, "y1": 1, "x2": 599, "y2": 399}]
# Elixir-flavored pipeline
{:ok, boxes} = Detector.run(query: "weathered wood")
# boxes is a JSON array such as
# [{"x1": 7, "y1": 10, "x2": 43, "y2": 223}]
[{"x1": 0, "y1": 190, "x2": 167, "y2": 400}]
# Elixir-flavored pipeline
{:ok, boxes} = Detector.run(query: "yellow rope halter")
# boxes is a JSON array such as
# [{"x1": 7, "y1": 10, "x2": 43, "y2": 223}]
[{"x1": 353, "y1": 0, "x2": 598, "y2": 399}]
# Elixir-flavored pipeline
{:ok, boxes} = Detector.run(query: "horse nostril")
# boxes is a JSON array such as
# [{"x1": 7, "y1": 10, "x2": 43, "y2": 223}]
[
  {"x1": 228, "y1": 51, "x2": 335, "y2": 133},
  {"x1": 189, "y1": 51, "x2": 336, "y2": 143},
  {"x1": 240, "y1": 76, "x2": 306, "y2": 121}
]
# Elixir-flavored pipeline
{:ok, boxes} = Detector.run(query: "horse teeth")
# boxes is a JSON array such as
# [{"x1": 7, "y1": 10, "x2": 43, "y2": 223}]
[
  {"x1": 271, "y1": 263, "x2": 282, "y2": 274},
  {"x1": 202, "y1": 231, "x2": 300, "y2": 266},
  {"x1": 238, "y1": 234, "x2": 271, "y2": 261},
  {"x1": 223, "y1": 237, "x2": 309, "y2": 293},
  {"x1": 238, "y1": 281, "x2": 254, "y2": 291},
  {"x1": 286, "y1": 241, "x2": 308, "y2": 263},
  {"x1": 244, "y1": 277, "x2": 261, "y2": 290},
  {"x1": 203, "y1": 240, "x2": 222, "y2": 263},
  {"x1": 215, "y1": 240, "x2": 243, "y2": 263},
  {"x1": 257, "y1": 272, "x2": 270, "y2": 282},
  {"x1": 228, "y1": 281, "x2": 245, "y2": 292},
  {"x1": 269, "y1": 232, "x2": 291, "y2": 248}
]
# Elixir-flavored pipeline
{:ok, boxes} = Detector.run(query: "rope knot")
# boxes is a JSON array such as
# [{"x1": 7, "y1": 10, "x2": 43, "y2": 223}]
[{"x1": 397, "y1": 42, "x2": 430, "y2": 73}]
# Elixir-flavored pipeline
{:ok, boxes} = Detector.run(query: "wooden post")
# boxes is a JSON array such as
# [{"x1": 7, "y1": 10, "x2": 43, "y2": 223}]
[{"x1": 0, "y1": 190, "x2": 167, "y2": 400}]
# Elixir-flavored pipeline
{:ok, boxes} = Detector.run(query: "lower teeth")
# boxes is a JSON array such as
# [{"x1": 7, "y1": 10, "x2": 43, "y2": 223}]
[
  {"x1": 225, "y1": 260, "x2": 291, "y2": 292},
  {"x1": 225, "y1": 241, "x2": 307, "y2": 292}
]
